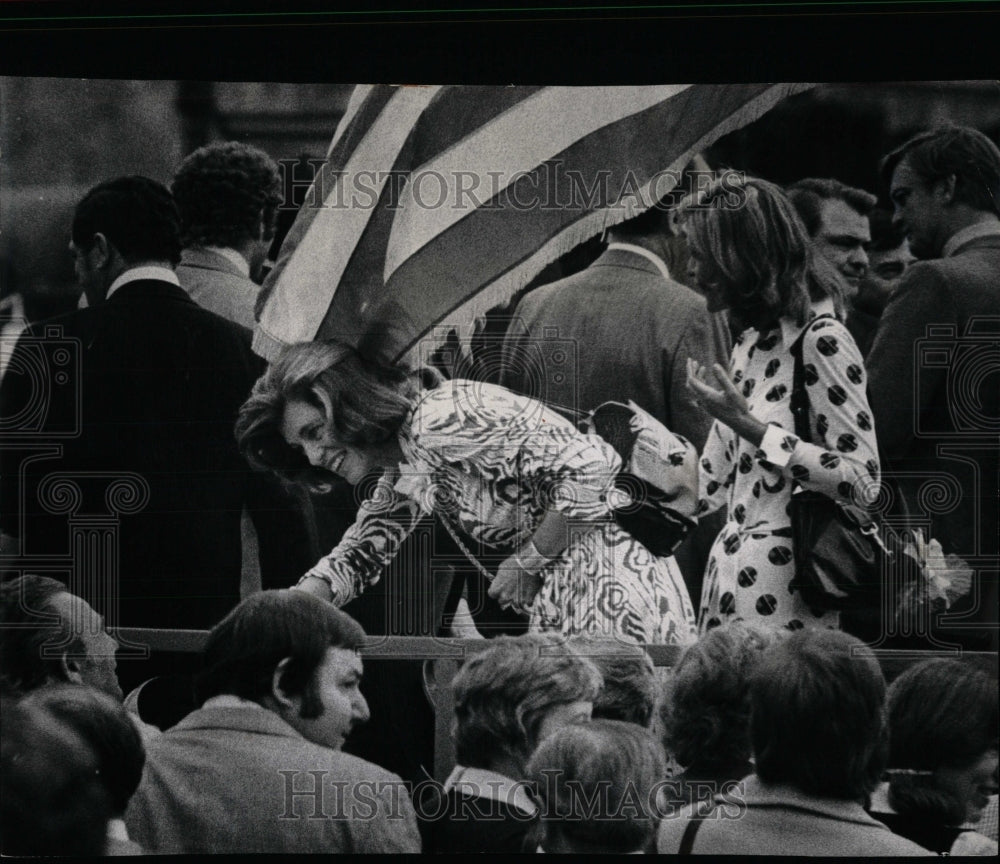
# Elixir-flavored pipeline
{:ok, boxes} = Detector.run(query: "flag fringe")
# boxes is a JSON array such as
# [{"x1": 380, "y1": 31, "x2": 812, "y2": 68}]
[{"x1": 399, "y1": 83, "x2": 817, "y2": 366}]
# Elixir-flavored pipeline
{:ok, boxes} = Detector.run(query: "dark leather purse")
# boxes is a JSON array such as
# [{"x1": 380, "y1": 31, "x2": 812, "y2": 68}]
[
  {"x1": 580, "y1": 400, "x2": 698, "y2": 557},
  {"x1": 787, "y1": 319, "x2": 916, "y2": 611}
]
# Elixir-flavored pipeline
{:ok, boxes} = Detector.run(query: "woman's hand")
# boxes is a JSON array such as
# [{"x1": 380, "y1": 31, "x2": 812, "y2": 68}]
[
  {"x1": 488, "y1": 559, "x2": 543, "y2": 616},
  {"x1": 686, "y1": 358, "x2": 767, "y2": 447},
  {"x1": 294, "y1": 575, "x2": 335, "y2": 604}
]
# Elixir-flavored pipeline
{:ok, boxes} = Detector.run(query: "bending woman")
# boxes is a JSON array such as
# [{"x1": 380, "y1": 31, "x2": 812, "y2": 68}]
[
  {"x1": 236, "y1": 342, "x2": 697, "y2": 645},
  {"x1": 681, "y1": 175, "x2": 881, "y2": 632}
]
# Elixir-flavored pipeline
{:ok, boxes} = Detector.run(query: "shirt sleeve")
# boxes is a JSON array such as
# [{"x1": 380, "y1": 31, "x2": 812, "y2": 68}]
[
  {"x1": 758, "y1": 319, "x2": 881, "y2": 507},
  {"x1": 300, "y1": 471, "x2": 426, "y2": 606}
]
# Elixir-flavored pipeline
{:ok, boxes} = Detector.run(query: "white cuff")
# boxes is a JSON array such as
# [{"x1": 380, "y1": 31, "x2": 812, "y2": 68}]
[
  {"x1": 758, "y1": 424, "x2": 800, "y2": 469},
  {"x1": 296, "y1": 571, "x2": 348, "y2": 606}
]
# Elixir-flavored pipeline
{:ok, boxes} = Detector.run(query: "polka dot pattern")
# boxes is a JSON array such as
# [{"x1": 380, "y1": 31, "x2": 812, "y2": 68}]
[{"x1": 697, "y1": 311, "x2": 879, "y2": 634}]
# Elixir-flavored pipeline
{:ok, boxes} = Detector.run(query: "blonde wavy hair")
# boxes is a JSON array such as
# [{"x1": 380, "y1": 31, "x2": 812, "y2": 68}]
[{"x1": 679, "y1": 173, "x2": 845, "y2": 332}]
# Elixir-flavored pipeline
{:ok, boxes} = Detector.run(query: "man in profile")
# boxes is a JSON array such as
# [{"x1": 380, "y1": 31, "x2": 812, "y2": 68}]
[
  {"x1": 125, "y1": 590, "x2": 421, "y2": 854},
  {"x1": 868, "y1": 126, "x2": 1000, "y2": 651}
]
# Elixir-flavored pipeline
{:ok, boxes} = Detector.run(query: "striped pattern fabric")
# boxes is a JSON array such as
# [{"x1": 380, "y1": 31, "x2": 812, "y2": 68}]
[{"x1": 254, "y1": 83, "x2": 815, "y2": 366}]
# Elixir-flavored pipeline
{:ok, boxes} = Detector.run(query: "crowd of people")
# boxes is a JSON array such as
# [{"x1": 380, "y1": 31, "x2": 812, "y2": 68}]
[
  {"x1": 0, "y1": 117, "x2": 998, "y2": 854},
  {"x1": 2, "y1": 577, "x2": 996, "y2": 854}
]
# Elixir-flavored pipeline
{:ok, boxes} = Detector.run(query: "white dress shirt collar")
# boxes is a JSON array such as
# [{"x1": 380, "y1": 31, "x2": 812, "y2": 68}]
[
  {"x1": 106, "y1": 265, "x2": 180, "y2": 300},
  {"x1": 443, "y1": 765, "x2": 538, "y2": 815},
  {"x1": 203, "y1": 245, "x2": 251, "y2": 276},
  {"x1": 606, "y1": 242, "x2": 671, "y2": 281}
]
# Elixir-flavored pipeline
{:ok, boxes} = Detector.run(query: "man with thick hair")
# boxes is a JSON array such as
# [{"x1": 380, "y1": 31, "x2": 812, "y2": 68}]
[
  {"x1": 657, "y1": 629, "x2": 931, "y2": 856},
  {"x1": 171, "y1": 141, "x2": 312, "y2": 606},
  {"x1": 1, "y1": 696, "x2": 115, "y2": 857},
  {"x1": 569, "y1": 634, "x2": 658, "y2": 727},
  {"x1": 20, "y1": 684, "x2": 148, "y2": 854},
  {"x1": 868, "y1": 125, "x2": 1000, "y2": 651},
  {"x1": 171, "y1": 141, "x2": 282, "y2": 329},
  {"x1": 422, "y1": 633, "x2": 602, "y2": 854},
  {"x1": 0, "y1": 177, "x2": 312, "y2": 686},
  {"x1": 124, "y1": 590, "x2": 420, "y2": 854},
  {"x1": 528, "y1": 719, "x2": 667, "y2": 854},
  {"x1": 787, "y1": 177, "x2": 878, "y2": 351}
]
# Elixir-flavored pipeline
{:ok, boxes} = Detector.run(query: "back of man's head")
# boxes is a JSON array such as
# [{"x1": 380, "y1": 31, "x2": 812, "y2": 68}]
[
  {"x1": 171, "y1": 141, "x2": 283, "y2": 249},
  {"x1": 786, "y1": 177, "x2": 877, "y2": 237},
  {"x1": 528, "y1": 719, "x2": 666, "y2": 854},
  {"x1": 569, "y1": 635, "x2": 658, "y2": 727},
  {"x1": 0, "y1": 575, "x2": 83, "y2": 695},
  {"x1": 452, "y1": 633, "x2": 602, "y2": 772},
  {"x1": 19, "y1": 684, "x2": 145, "y2": 817},
  {"x1": 1, "y1": 695, "x2": 113, "y2": 857},
  {"x1": 194, "y1": 589, "x2": 365, "y2": 718},
  {"x1": 749, "y1": 628, "x2": 887, "y2": 801},
  {"x1": 72, "y1": 176, "x2": 181, "y2": 267},
  {"x1": 879, "y1": 125, "x2": 1000, "y2": 216}
]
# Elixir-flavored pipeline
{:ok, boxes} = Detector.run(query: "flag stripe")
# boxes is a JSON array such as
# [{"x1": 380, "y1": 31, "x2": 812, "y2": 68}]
[
  {"x1": 384, "y1": 85, "x2": 692, "y2": 281},
  {"x1": 257, "y1": 85, "x2": 440, "y2": 349},
  {"x1": 255, "y1": 83, "x2": 816, "y2": 366},
  {"x1": 379, "y1": 84, "x2": 803, "y2": 362},
  {"x1": 394, "y1": 83, "x2": 817, "y2": 364},
  {"x1": 326, "y1": 83, "x2": 375, "y2": 158}
]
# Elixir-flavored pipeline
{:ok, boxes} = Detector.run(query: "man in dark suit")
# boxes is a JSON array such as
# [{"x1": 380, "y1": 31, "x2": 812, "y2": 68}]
[
  {"x1": 868, "y1": 126, "x2": 1000, "y2": 651},
  {"x1": 499, "y1": 204, "x2": 730, "y2": 606},
  {"x1": 0, "y1": 177, "x2": 310, "y2": 685}
]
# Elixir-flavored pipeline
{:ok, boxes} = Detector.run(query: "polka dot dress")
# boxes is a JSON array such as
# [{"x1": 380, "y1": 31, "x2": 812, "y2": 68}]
[{"x1": 697, "y1": 304, "x2": 881, "y2": 632}]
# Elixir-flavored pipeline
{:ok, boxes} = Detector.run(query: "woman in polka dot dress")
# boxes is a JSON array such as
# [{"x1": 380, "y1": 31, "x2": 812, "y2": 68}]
[{"x1": 680, "y1": 176, "x2": 881, "y2": 633}]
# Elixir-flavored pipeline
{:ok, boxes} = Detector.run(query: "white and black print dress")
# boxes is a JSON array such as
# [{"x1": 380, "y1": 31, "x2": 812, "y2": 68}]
[
  {"x1": 697, "y1": 299, "x2": 881, "y2": 632},
  {"x1": 302, "y1": 380, "x2": 697, "y2": 645}
]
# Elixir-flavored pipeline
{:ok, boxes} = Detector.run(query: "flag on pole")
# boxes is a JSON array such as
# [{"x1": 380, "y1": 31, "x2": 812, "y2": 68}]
[{"x1": 255, "y1": 83, "x2": 815, "y2": 366}]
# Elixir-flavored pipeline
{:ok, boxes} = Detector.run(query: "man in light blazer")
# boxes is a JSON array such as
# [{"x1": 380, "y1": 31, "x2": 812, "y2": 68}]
[
  {"x1": 171, "y1": 140, "x2": 281, "y2": 329},
  {"x1": 867, "y1": 126, "x2": 1000, "y2": 651},
  {"x1": 125, "y1": 591, "x2": 421, "y2": 854}
]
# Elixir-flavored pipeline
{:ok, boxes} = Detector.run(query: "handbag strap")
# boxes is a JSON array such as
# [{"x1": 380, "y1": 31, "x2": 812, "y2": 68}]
[
  {"x1": 788, "y1": 314, "x2": 833, "y2": 446},
  {"x1": 437, "y1": 510, "x2": 497, "y2": 583}
]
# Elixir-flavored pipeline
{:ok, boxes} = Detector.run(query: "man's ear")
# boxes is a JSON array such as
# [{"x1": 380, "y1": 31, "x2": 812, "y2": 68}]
[
  {"x1": 270, "y1": 656, "x2": 296, "y2": 710},
  {"x1": 935, "y1": 174, "x2": 958, "y2": 205},
  {"x1": 89, "y1": 232, "x2": 114, "y2": 269},
  {"x1": 60, "y1": 652, "x2": 85, "y2": 685}
]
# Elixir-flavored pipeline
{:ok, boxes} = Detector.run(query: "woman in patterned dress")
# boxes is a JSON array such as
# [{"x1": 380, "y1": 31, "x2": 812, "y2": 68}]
[
  {"x1": 681, "y1": 175, "x2": 881, "y2": 632},
  {"x1": 235, "y1": 341, "x2": 697, "y2": 645}
]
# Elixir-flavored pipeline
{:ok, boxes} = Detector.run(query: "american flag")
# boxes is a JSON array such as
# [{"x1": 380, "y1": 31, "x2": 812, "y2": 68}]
[{"x1": 254, "y1": 83, "x2": 814, "y2": 366}]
